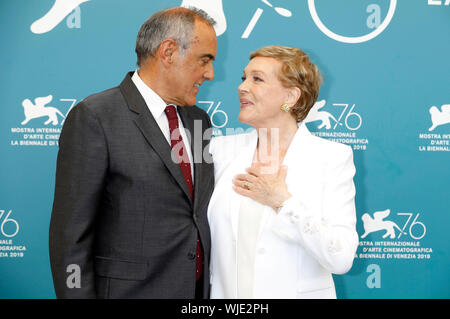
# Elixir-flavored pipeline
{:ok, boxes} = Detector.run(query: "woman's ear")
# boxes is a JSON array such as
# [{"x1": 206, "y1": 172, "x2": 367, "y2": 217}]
[{"x1": 286, "y1": 87, "x2": 301, "y2": 106}]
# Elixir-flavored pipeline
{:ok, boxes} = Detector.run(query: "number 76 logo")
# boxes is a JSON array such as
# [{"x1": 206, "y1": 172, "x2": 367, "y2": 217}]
[
  {"x1": 361, "y1": 209, "x2": 426, "y2": 240},
  {"x1": 198, "y1": 101, "x2": 228, "y2": 128},
  {"x1": 305, "y1": 99, "x2": 362, "y2": 131},
  {"x1": 0, "y1": 210, "x2": 19, "y2": 238}
]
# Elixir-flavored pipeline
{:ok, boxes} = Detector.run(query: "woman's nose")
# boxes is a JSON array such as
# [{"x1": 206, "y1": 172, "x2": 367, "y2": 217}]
[{"x1": 238, "y1": 81, "x2": 248, "y2": 93}]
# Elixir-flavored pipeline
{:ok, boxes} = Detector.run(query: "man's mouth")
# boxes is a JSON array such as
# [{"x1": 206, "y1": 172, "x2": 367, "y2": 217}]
[{"x1": 193, "y1": 83, "x2": 201, "y2": 94}]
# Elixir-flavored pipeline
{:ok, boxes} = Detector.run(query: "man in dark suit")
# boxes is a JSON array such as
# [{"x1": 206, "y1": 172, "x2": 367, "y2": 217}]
[{"x1": 49, "y1": 7, "x2": 217, "y2": 299}]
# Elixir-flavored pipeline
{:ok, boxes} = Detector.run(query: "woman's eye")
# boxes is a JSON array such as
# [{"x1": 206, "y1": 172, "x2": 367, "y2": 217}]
[{"x1": 241, "y1": 76, "x2": 263, "y2": 82}]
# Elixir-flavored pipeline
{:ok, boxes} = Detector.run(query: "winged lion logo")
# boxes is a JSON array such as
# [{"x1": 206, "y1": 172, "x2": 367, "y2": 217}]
[
  {"x1": 21, "y1": 95, "x2": 65, "y2": 126},
  {"x1": 361, "y1": 209, "x2": 403, "y2": 239}
]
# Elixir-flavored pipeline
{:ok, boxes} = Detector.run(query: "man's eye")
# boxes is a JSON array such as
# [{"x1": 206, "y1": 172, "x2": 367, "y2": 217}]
[
  {"x1": 241, "y1": 76, "x2": 246, "y2": 82},
  {"x1": 254, "y1": 77, "x2": 263, "y2": 82}
]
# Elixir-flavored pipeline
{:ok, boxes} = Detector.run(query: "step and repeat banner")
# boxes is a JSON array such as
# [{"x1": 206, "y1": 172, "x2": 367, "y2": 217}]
[{"x1": 1, "y1": 0, "x2": 449, "y2": 299}]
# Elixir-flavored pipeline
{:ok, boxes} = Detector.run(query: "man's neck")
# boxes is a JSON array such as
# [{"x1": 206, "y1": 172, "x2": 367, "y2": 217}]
[{"x1": 137, "y1": 66, "x2": 174, "y2": 105}]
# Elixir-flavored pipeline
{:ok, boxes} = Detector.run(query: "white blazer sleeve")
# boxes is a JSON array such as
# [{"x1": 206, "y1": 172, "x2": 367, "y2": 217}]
[{"x1": 270, "y1": 146, "x2": 358, "y2": 275}]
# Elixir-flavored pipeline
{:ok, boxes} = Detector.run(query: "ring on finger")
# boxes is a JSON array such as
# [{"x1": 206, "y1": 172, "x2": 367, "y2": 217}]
[{"x1": 244, "y1": 181, "x2": 250, "y2": 190}]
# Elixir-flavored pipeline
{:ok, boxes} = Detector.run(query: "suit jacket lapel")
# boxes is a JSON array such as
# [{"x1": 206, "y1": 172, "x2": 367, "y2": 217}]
[
  {"x1": 119, "y1": 72, "x2": 193, "y2": 204},
  {"x1": 177, "y1": 107, "x2": 201, "y2": 207},
  {"x1": 178, "y1": 106, "x2": 216, "y2": 215}
]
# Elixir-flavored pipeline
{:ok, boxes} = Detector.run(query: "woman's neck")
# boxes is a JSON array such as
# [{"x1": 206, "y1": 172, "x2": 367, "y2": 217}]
[{"x1": 254, "y1": 121, "x2": 298, "y2": 170}]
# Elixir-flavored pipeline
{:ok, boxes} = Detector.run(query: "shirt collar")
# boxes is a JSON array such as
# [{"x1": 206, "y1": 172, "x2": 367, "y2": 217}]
[{"x1": 131, "y1": 70, "x2": 176, "y2": 119}]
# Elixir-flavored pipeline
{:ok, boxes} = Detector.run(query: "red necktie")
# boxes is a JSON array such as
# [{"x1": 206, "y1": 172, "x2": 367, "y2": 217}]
[{"x1": 164, "y1": 105, "x2": 203, "y2": 281}]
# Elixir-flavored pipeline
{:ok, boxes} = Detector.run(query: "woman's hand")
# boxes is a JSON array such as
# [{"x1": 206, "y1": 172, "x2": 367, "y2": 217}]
[{"x1": 233, "y1": 164, "x2": 292, "y2": 212}]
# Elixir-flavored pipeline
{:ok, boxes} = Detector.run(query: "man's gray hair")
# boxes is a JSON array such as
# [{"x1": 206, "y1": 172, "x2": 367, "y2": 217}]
[{"x1": 135, "y1": 7, "x2": 216, "y2": 67}]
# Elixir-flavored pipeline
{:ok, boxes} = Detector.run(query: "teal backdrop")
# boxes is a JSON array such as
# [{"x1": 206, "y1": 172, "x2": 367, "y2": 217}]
[{"x1": 1, "y1": 0, "x2": 449, "y2": 298}]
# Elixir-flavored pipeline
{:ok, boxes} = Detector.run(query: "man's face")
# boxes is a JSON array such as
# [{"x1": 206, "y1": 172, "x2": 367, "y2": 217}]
[{"x1": 169, "y1": 20, "x2": 217, "y2": 106}]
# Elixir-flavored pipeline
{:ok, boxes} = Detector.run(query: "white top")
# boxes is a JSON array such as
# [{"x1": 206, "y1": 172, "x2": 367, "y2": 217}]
[
  {"x1": 132, "y1": 71, "x2": 194, "y2": 180},
  {"x1": 236, "y1": 196, "x2": 264, "y2": 298}
]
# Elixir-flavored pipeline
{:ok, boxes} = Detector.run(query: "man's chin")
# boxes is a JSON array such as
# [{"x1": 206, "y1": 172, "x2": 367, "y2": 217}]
[
  {"x1": 176, "y1": 104, "x2": 193, "y2": 107},
  {"x1": 178, "y1": 98, "x2": 196, "y2": 107},
  {"x1": 186, "y1": 98, "x2": 197, "y2": 107}
]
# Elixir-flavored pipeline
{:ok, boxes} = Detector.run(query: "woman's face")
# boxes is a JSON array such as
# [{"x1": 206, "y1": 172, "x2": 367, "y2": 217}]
[{"x1": 238, "y1": 57, "x2": 290, "y2": 128}]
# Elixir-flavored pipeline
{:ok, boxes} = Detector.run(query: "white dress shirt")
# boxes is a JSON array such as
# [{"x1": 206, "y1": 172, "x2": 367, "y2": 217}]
[
  {"x1": 236, "y1": 196, "x2": 264, "y2": 298},
  {"x1": 132, "y1": 71, "x2": 194, "y2": 181}
]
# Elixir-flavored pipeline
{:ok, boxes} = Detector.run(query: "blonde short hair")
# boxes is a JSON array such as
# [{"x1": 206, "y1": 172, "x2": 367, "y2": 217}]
[{"x1": 250, "y1": 45, "x2": 323, "y2": 122}]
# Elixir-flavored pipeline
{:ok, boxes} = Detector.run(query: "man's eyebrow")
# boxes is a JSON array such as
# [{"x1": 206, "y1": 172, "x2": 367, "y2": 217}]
[{"x1": 201, "y1": 54, "x2": 215, "y2": 61}]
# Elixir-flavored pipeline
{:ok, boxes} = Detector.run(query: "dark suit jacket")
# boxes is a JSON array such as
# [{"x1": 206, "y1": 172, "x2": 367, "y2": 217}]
[{"x1": 49, "y1": 72, "x2": 214, "y2": 298}]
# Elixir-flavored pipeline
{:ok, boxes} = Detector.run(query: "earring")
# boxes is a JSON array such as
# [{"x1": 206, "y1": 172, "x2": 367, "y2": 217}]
[{"x1": 280, "y1": 104, "x2": 291, "y2": 112}]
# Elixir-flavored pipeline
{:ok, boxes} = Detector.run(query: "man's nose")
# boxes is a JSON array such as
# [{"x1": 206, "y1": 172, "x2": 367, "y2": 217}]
[{"x1": 205, "y1": 64, "x2": 214, "y2": 81}]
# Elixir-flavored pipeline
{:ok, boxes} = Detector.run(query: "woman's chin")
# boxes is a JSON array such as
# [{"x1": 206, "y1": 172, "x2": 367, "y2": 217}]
[{"x1": 238, "y1": 113, "x2": 251, "y2": 126}]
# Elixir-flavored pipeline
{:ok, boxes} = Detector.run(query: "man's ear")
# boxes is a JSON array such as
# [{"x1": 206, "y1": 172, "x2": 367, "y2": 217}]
[{"x1": 157, "y1": 38, "x2": 178, "y2": 67}]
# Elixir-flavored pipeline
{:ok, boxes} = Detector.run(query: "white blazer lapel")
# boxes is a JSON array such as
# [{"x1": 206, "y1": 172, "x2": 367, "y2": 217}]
[
  {"x1": 229, "y1": 123, "x2": 313, "y2": 240},
  {"x1": 257, "y1": 122, "x2": 313, "y2": 236},
  {"x1": 282, "y1": 122, "x2": 324, "y2": 205},
  {"x1": 282, "y1": 122, "x2": 313, "y2": 170}
]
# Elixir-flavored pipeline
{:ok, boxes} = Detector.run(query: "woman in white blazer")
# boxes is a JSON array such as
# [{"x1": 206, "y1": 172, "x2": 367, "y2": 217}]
[{"x1": 208, "y1": 45, "x2": 358, "y2": 299}]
